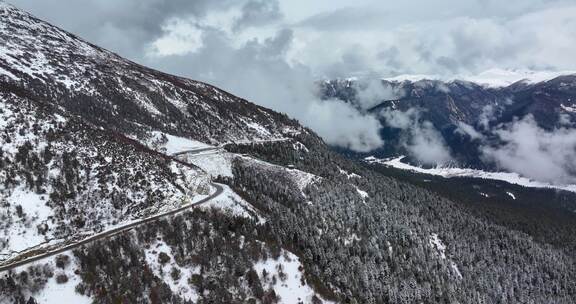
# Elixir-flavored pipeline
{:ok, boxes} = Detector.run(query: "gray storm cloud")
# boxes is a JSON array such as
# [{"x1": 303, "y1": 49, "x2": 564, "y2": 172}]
[
  {"x1": 9, "y1": 0, "x2": 238, "y2": 59},
  {"x1": 12, "y1": 0, "x2": 576, "y2": 71},
  {"x1": 10, "y1": 0, "x2": 576, "y2": 79},
  {"x1": 233, "y1": 0, "x2": 282, "y2": 31}
]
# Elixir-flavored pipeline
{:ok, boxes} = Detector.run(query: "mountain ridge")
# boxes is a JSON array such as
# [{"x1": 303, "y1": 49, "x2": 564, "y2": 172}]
[
  {"x1": 0, "y1": 1, "x2": 311, "y2": 147},
  {"x1": 321, "y1": 74, "x2": 576, "y2": 173}
]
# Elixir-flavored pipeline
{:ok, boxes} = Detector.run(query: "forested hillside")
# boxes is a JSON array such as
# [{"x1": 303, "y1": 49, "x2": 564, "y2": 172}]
[{"x1": 224, "y1": 137, "x2": 576, "y2": 303}]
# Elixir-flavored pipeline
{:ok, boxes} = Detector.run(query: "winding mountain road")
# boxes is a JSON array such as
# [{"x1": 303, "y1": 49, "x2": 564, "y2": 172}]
[
  {"x1": 0, "y1": 148, "x2": 225, "y2": 273},
  {"x1": 172, "y1": 146, "x2": 220, "y2": 157}
]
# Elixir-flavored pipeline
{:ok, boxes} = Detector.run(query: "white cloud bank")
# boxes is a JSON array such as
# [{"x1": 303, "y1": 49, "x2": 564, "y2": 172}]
[
  {"x1": 380, "y1": 108, "x2": 453, "y2": 166},
  {"x1": 482, "y1": 116, "x2": 576, "y2": 185}
]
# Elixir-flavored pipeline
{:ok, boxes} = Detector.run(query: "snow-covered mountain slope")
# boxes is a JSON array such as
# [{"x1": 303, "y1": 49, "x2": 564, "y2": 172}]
[
  {"x1": 0, "y1": 1, "x2": 307, "y2": 146},
  {"x1": 0, "y1": 90, "x2": 210, "y2": 261},
  {"x1": 1, "y1": 208, "x2": 334, "y2": 304},
  {"x1": 0, "y1": 4, "x2": 339, "y2": 302}
]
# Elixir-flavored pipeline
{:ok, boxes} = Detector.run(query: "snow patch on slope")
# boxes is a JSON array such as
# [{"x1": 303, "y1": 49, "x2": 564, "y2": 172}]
[
  {"x1": 286, "y1": 168, "x2": 318, "y2": 194},
  {"x1": 429, "y1": 233, "x2": 462, "y2": 279},
  {"x1": 429, "y1": 233, "x2": 446, "y2": 259},
  {"x1": 200, "y1": 184, "x2": 265, "y2": 224},
  {"x1": 150, "y1": 131, "x2": 212, "y2": 155},
  {"x1": 2, "y1": 187, "x2": 52, "y2": 253},
  {"x1": 366, "y1": 156, "x2": 576, "y2": 193},
  {"x1": 338, "y1": 166, "x2": 361, "y2": 179},
  {"x1": 254, "y1": 249, "x2": 335, "y2": 304},
  {"x1": 31, "y1": 257, "x2": 91, "y2": 304},
  {"x1": 178, "y1": 150, "x2": 233, "y2": 178},
  {"x1": 355, "y1": 187, "x2": 369, "y2": 203},
  {"x1": 144, "y1": 240, "x2": 200, "y2": 303},
  {"x1": 238, "y1": 155, "x2": 320, "y2": 195},
  {"x1": 246, "y1": 121, "x2": 272, "y2": 137},
  {"x1": 0, "y1": 252, "x2": 91, "y2": 304},
  {"x1": 560, "y1": 103, "x2": 576, "y2": 113}
]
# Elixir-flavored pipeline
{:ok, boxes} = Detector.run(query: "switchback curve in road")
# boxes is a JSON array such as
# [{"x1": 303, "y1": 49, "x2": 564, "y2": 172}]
[
  {"x1": 0, "y1": 146, "x2": 226, "y2": 273},
  {"x1": 0, "y1": 183, "x2": 223, "y2": 273}
]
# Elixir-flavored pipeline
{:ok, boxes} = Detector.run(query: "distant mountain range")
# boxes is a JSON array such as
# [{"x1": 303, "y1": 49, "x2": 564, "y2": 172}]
[{"x1": 321, "y1": 73, "x2": 576, "y2": 170}]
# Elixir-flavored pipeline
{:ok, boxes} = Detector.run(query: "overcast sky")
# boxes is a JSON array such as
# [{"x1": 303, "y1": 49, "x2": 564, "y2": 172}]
[{"x1": 9, "y1": 0, "x2": 576, "y2": 153}]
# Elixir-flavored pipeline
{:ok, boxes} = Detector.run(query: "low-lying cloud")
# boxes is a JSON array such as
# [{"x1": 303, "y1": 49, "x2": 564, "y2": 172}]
[
  {"x1": 452, "y1": 111, "x2": 576, "y2": 185},
  {"x1": 380, "y1": 108, "x2": 453, "y2": 166},
  {"x1": 455, "y1": 121, "x2": 483, "y2": 140},
  {"x1": 144, "y1": 26, "x2": 385, "y2": 152},
  {"x1": 481, "y1": 115, "x2": 576, "y2": 184},
  {"x1": 354, "y1": 79, "x2": 405, "y2": 110},
  {"x1": 304, "y1": 100, "x2": 384, "y2": 152}
]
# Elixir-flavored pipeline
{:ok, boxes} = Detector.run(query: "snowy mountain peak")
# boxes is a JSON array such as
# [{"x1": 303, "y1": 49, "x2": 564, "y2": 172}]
[
  {"x1": 0, "y1": 3, "x2": 113, "y2": 83},
  {"x1": 383, "y1": 68, "x2": 576, "y2": 88}
]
